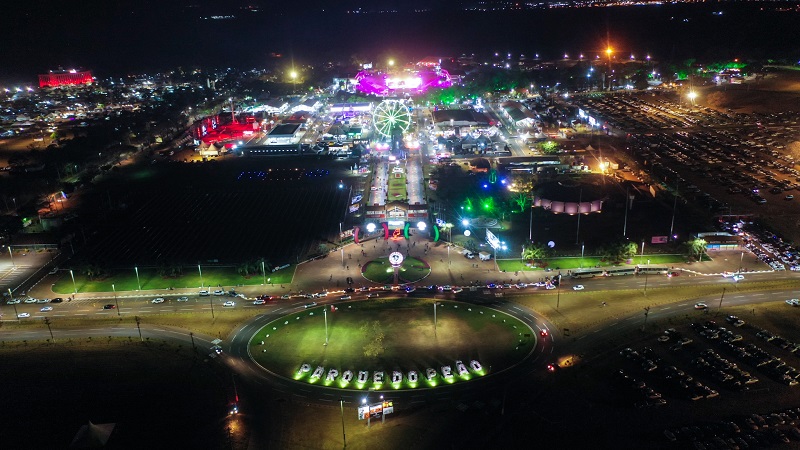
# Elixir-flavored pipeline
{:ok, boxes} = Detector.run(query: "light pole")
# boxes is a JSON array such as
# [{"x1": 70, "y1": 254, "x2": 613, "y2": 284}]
[
  {"x1": 644, "y1": 259, "x2": 650, "y2": 295},
  {"x1": 580, "y1": 242, "x2": 585, "y2": 269},
  {"x1": 340, "y1": 399, "x2": 347, "y2": 448},
  {"x1": 718, "y1": 287, "x2": 726, "y2": 311},
  {"x1": 69, "y1": 269, "x2": 77, "y2": 294},
  {"x1": 290, "y1": 70, "x2": 297, "y2": 94},
  {"x1": 434, "y1": 302, "x2": 437, "y2": 337},
  {"x1": 197, "y1": 264, "x2": 203, "y2": 288},
  {"x1": 261, "y1": 260, "x2": 266, "y2": 285},
  {"x1": 324, "y1": 308, "x2": 329, "y2": 346},
  {"x1": 605, "y1": 47, "x2": 613, "y2": 90},
  {"x1": 135, "y1": 266, "x2": 141, "y2": 291},
  {"x1": 556, "y1": 281, "x2": 561, "y2": 310},
  {"x1": 135, "y1": 316, "x2": 143, "y2": 341},
  {"x1": 44, "y1": 317, "x2": 54, "y2": 342},
  {"x1": 7, "y1": 246, "x2": 14, "y2": 267},
  {"x1": 575, "y1": 188, "x2": 583, "y2": 244},
  {"x1": 529, "y1": 206, "x2": 533, "y2": 241},
  {"x1": 640, "y1": 241, "x2": 645, "y2": 265},
  {"x1": 669, "y1": 180, "x2": 679, "y2": 241},
  {"x1": 738, "y1": 251, "x2": 744, "y2": 274},
  {"x1": 642, "y1": 306, "x2": 650, "y2": 331},
  {"x1": 113, "y1": 284, "x2": 120, "y2": 316}
]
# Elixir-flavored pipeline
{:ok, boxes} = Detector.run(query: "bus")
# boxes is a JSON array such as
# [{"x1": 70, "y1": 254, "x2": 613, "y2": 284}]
[
  {"x1": 605, "y1": 267, "x2": 637, "y2": 276},
  {"x1": 637, "y1": 266, "x2": 669, "y2": 275},
  {"x1": 571, "y1": 268, "x2": 604, "y2": 278}
]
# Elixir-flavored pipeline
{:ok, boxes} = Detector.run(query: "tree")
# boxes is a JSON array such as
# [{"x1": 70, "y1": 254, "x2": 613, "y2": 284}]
[
  {"x1": 683, "y1": 238, "x2": 707, "y2": 259},
  {"x1": 512, "y1": 193, "x2": 531, "y2": 213},
  {"x1": 539, "y1": 140, "x2": 560, "y2": 155},
  {"x1": 522, "y1": 243, "x2": 549, "y2": 261},
  {"x1": 463, "y1": 239, "x2": 479, "y2": 253}
]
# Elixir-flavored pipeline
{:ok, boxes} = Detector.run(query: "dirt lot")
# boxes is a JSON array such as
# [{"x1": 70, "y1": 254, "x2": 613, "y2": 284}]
[{"x1": 698, "y1": 70, "x2": 800, "y2": 114}]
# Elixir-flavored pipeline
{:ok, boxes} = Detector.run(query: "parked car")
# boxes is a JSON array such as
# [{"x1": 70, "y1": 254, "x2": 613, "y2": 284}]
[
  {"x1": 199, "y1": 290, "x2": 210, "y2": 296},
  {"x1": 50, "y1": 298, "x2": 63, "y2": 303},
  {"x1": 213, "y1": 290, "x2": 225, "y2": 296}
]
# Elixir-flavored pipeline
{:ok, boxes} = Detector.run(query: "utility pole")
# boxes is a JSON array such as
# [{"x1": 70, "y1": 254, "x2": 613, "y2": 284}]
[
  {"x1": 113, "y1": 284, "x2": 120, "y2": 316},
  {"x1": 324, "y1": 308, "x2": 329, "y2": 346},
  {"x1": 340, "y1": 399, "x2": 347, "y2": 448},
  {"x1": 189, "y1": 332, "x2": 196, "y2": 353},
  {"x1": 718, "y1": 287, "x2": 726, "y2": 311},
  {"x1": 135, "y1": 316, "x2": 143, "y2": 341},
  {"x1": 556, "y1": 282, "x2": 561, "y2": 310},
  {"x1": 642, "y1": 306, "x2": 650, "y2": 331},
  {"x1": 43, "y1": 317, "x2": 54, "y2": 342},
  {"x1": 434, "y1": 302, "x2": 437, "y2": 337},
  {"x1": 210, "y1": 295, "x2": 215, "y2": 319},
  {"x1": 575, "y1": 188, "x2": 583, "y2": 244}
]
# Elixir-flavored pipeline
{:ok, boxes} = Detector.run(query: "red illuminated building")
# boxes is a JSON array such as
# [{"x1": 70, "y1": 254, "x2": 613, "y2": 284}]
[{"x1": 38, "y1": 70, "x2": 93, "y2": 88}]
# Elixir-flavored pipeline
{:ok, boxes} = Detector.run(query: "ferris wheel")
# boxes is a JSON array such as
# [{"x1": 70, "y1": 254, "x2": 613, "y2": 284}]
[{"x1": 372, "y1": 100, "x2": 412, "y2": 139}]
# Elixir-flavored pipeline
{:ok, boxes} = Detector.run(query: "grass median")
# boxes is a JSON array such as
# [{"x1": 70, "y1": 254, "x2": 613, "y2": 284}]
[
  {"x1": 497, "y1": 254, "x2": 698, "y2": 272},
  {"x1": 51, "y1": 265, "x2": 296, "y2": 294}
]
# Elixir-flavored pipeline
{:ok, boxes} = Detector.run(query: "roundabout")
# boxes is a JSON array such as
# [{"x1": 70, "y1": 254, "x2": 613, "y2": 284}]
[{"x1": 247, "y1": 298, "x2": 536, "y2": 391}]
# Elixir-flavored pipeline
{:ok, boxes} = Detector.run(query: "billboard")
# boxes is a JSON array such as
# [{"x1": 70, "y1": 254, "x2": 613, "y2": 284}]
[
  {"x1": 358, "y1": 400, "x2": 394, "y2": 420},
  {"x1": 651, "y1": 236, "x2": 668, "y2": 244}
]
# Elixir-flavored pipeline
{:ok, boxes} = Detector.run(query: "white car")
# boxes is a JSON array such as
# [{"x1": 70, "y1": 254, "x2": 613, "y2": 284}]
[
  {"x1": 786, "y1": 299, "x2": 800, "y2": 307},
  {"x1": 213, "y1": 290, "x2": 225, "y2": 296},
  {"x1": 440, "y1": 285, "x2": 452, "y2": 292},
  {"x1": 694, "y1": 302, "x2": 709, "y2": 310},
  {"x1": 151, "y1": 298, "x2": 165, "y2": 304},
  {"x1": 572, "y1": 285, "x2": 585, "y2": 291},
  {"x1": 23, "y1": 298, "x2": 37, "y2": 304},
  {"x1": 17, "y1": 312, "x2": 31, "y2": 318},
  {"x1": 199, "y1": 290, "x2": 210, "y2": 296},
  {"x1": 732, "y1": 274, "x2": 745, "y2": 281},
  {"x1": 223, "y1": 301, "x2": 235, "y2": 307},
  {"x1": 177, "y1": 296, "x2": 189, "y2": 302},
  {"x1": 452, "y1": 287, "x2": 463, "y2": 293},
  {"x1": 40, "y1": 306, "x2": 53, "y2": 312},
  {"x1": 253, "y1": 299, "x2": 266, "y2": 305},
  {"x1": 37, "y1": 298, "x2": 50, "y2": 304}
]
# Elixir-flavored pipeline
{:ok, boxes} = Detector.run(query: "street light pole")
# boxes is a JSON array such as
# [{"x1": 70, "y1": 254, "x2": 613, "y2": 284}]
[
  {"x1": 340, "y1": 399, "x2": 347, "y2": 448},
  {"x1": 7, "y1": 246, "x2": 14, "y2": 267},
  {"x1": 575, "y1": 188, "x2": 583, "y2": 244},
  {"x1": 113, "y1": 284, "x2": 120, "y2": 316},
  {"x1": 135, "y1": 266, "x2": 141, "y2": 291},
  {"x1": 197, "y1": 264, "x2": 203, "y2": 289},
  {"x1": 135, "y1": 316, "x2": 143, "y2": 341},
  {"x1": 434, "y1": 302, "x2": 437, "y2": 337},
  {"x1": 580, "y1": 242, "x2": 585, "y2": 269},
  {"x1": 640, "y1": 241, "x2": 645, "y2": 265},
  {"x1": 69, "y1": 269, "x2": 77, "y2": 294},
  {"x1": 556, "y1": 282, "x2": 561, "y2": 310},
  {"x1": 261, "y1": 260, "x2": 266, "y2": 285},
  {"x1": 738, "y1": 251, "x2": 744, "y2": 274},
  {"x1": 43, "y1": 317, "x2": 54, "y2": 342},
  {"x1": 324, "y1": 308, "x2": 329, "y2": 346},
  {"x1": 642, "y1": 306, "x2": 650, "y2": 331},
  {"x1": 718, "y1": 287, "x2": 726, "y2": 311}
]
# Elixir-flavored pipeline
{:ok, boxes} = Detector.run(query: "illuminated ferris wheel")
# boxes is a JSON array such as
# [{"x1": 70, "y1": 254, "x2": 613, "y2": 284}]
[{"x1": 372, "y1": 100, "x2": 412, "y2": 139}]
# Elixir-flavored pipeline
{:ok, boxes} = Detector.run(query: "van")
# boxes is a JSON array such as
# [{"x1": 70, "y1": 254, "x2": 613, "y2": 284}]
[
  {"x1": 464, "y1": 251, "x2": 475, "y2": 259},
  {"x1": 479, "y1": 252, "x2": 492, "y2": 261}
]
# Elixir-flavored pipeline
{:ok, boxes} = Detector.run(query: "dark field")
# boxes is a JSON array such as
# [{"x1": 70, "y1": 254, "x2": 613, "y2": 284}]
[
  {"x1": 0, "y1": 340, "x2": 234, "y2": 449},
  {"x1": 81, "y1": 157, "x2": 357, "y2": 266}
]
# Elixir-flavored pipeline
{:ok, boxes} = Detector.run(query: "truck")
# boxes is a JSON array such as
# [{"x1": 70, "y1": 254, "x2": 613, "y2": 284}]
[{"x1": 479, "y1": 251, "x2": 492, "y2": 261}]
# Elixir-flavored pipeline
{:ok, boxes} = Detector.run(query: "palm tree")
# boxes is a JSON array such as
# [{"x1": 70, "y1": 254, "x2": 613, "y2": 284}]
[
  {"x1": 522, "y1": 243, "x2": 549, "y2": 261},
  {"x1": 683, "y1": 238, "x2": 707, "y2": 260}
]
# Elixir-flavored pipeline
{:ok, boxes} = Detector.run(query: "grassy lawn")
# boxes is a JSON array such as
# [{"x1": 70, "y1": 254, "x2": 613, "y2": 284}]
[
  {"x1": 51, "y1": 265, "x2": 296, "y2": 294},
  {"x1": 497, "y1": 254, "x2": 700, "y2": 272},
  {"x1": 361, "y1": 257, "x2": 431, "y2": 284},
  {"x1": 387, "y1": 172, "x2": 407, "y2": 201},
  {"x1": 249, "y1": 298, "x2": 534, "y2": 388}
]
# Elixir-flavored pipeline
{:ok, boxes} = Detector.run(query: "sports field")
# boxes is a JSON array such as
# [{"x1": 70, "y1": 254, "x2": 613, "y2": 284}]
[{"x1": 249, "y1": 298, "x2": 534, "y2": 388}]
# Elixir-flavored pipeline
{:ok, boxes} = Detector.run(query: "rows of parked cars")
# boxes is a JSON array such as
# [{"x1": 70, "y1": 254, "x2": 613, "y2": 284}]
[
  {"x1": 663, "y1": 408, "x2": 800, "y2": 448},
  {"x1": 721, "y1": 219, "x2": 800, "y2": 272}
]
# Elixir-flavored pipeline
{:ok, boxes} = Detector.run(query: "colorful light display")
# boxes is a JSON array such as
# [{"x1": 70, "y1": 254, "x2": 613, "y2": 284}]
[
  {"x1": 354, "y1": 69, "x2": 452, "y2": 96},
  {"x1": 38, "y1": 70, "x2": 93, "y2": 88}
]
